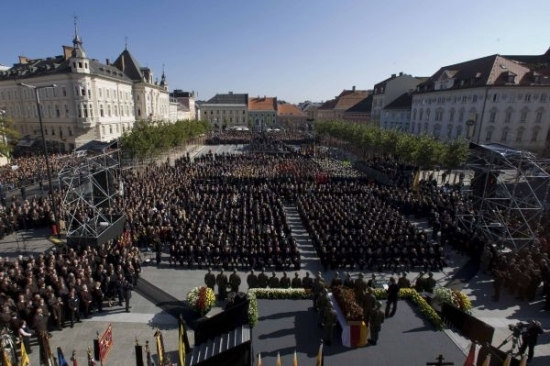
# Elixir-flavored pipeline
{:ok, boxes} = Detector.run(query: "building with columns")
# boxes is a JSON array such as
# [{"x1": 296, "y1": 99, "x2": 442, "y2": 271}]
[
  {"x1": 410, "y1": 50, "x2": 550, "y2": 154},
  {"x1": 0, "y1": 23, "x2": 173, "y2": 151}
]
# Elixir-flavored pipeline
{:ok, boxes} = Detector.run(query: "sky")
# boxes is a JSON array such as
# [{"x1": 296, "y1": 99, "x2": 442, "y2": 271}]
[{"x1": 1, "y1": 0, "x2": 549, "y2": 104}]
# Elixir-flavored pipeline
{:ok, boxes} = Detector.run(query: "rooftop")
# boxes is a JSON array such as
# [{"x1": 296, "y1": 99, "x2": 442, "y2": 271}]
[
  {"x1": 205, "y1": 93, "x2": 249, "y2": 105},
  {"x1": 248, "y1": 96, "x2": 277, "y2": 111},
  {"x1": 277, "y1": 103, "x2": 306, "y2": 116}
]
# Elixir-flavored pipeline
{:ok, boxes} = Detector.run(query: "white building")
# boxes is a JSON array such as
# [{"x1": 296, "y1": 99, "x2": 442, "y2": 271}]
[
  {"x1": 200, "y1": 92, "x2": 249, "y2": 130},
  {"x1": 410, "y1": 51, "x2": 550, "y2": 154},
  {"x1": 0, "y1": 24, "x2": 175, "y2": 151},
  {"x1": 372, "y1": 72, "x2": 427, "y2": 128},
  {"x1": 171, "y1": 90, "x2": 198, "y2": 120},
  {"x1": 380, "y1": 92, "x2": 412, "y2": 131}
]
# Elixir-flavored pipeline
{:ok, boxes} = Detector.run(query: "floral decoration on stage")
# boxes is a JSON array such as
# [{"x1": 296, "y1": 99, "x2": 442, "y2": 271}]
[
  {"x1": 186, "y1": 286, "x2": 217, "y2": 316},
  {"x1": 247, "y1": 288, "x2": 311, "y2": 327},
  {"x1": 433, "y1": 287, "x2": 472, "y2": 312}
]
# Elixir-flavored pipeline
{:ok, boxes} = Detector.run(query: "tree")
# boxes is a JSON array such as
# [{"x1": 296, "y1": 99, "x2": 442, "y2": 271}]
[
  {"x1": 0, "y1": 115, "x2": 20, "y2": 158},
  {"x1": 442, "y1": 139, "x2": 469, "y2": 169}
]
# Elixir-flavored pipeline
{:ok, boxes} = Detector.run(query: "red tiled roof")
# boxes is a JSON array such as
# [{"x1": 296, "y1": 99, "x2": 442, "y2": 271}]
[
  {"x1": 277, "y1": 103, "x2": 306, "y2": 116},
  {"x1": 248, "y1": 97, "x2": 277, "y2": 111}
]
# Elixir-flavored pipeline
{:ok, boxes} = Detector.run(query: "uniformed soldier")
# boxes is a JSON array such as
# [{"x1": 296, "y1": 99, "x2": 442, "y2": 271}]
[
  {"x1": 343, "y1": 272, "x2": 354, "y2": 288},
  {"x1": 414, "y1": 272, "x2": 426, "y2": 292},
  {"x1": 317, "y1": 289, "x2": 329, "y2": 325},
  {"x1": 362, "y1": 287, "x2": 376, "y2": 324},
  {"x1": 229, "y1": 269, "x2": 241, "y2": 293},
  {"x1": 354, "y1": 273, "x2": 367, "y2": 300},
  {"x1": 216, "y1": 269, "x2": 229, "y2": 300},
  {"x1": 204, "y1": 268, "x2": 216, "y2": 291},
  {"x1": 280, "y1": 271, "x2": 291, "y2": 289},
  {"x1": 291, "y1": 272, "x2": 302, "y2": 289},
  {"x1": 367, "y1": 273, "x2": 378, "y2": 289},
  {"x1": 268, "y1": 272, "x2": 280, "y2": 288},
  {"x1": 492, "y1": 268, "x2": 504, "y2": 302},
  {"x1": 424, "y1": 272, "x2": 436, "y2": 293},
  {"x1": 302, "y1": 272, "x2": 313, "y2": 290},
  {"x1": 397, "y1": 272, "x2": 411, "y2": 288},
  {"x1": 323, "y1": 307, "x2": 338, "y2": 346},
  {"x1": 312, "y1": 272, "x2": 326, "y2": 311},
  {"x1": 369, "y1": 301, "x2": 385, "y2": 345},
  {"x1": 331, "y1": 272, "x2": 342, "y2": 288},
  {"x1": 258, "y1": 268, "x2": 269, "y2": 288},
  {"x1": 247, "y1": 270, "x2": 258, "y2": 289}
]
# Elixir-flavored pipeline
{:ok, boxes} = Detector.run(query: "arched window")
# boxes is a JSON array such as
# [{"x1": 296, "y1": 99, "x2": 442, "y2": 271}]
[
  {"x1": 531, "y1": 127, "x2": 541, "y2": 142},
  {"x1": 516, "y1": 127, "x2": 525, "y2": 143},
  {"x1": 501, "y1": 127, "x2": 509, "y2": 142}
]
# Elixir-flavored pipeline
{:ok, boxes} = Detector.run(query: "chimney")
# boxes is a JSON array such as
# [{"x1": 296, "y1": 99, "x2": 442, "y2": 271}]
[
  {"x1": 228, "y1": 91, "x2": 233, "y2": 94},
  {"x1": 18, "y1": 56, "x2": 28, "y2": 65},
  {"x1": 399, "y1": 72, "x2": 403, "y2": 76},
  {"x1": 391, "y1": 73, "x2": 396, "y2": 78},
  {"x1": 352, "y1": 86, "x2": 356, "y2": 91},
  {"x1": 62, "y1": 46, "x2": 73, "y2": 60},
  {"x1": 121, "y1": 55, "x2": 125, "y2": 72},
  {"x1": 106, "y1": 58, "x2": 110, "y2": 65}
]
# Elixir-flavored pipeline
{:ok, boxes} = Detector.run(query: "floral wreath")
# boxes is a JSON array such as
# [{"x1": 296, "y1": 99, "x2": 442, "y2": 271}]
[{"x1": 186, "y1": 286, "x2": 217, "y2": 315}]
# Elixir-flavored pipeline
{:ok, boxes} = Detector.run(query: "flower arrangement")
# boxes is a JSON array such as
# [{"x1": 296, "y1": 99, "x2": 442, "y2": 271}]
[
  {"x1": 434, "y1": 287, "x2": 472, "y2": 313},
  {"x1": 332, "y1": 286, "x2": 363, "y2": 321},
  {"x1": 186, "y1": 286, "x2": 217, "y2": 316}
]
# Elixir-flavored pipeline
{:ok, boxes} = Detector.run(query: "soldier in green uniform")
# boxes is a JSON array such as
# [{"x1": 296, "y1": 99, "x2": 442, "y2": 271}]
[
  {"x1": 302, "y1": 272, "x2": 313, "y2": 290},
  {"x1": 291, "y1": 272, "x2": 302, "y2": 288},
  {"x1": 414, "y1": 272, "x2": 426, "y2": 292},
  {"x1": 280, "y1": 271, "x2": 291, "y2": 289},
  {"x1": 247, "y1": 270, "x2": 258, "y2": 289},
  {"x1": 229, "y1": 269, "x2": 241, "y2": 293},
  {"x1": 312, "y1": 272, "x2": 326, "y2": 311},
  {"x1": 362, "y1": 287, "x2": 376, "y2": 325},
  {"x1": 204, "y1": 268, "x2": 216, "y2": 291},
  {"x1": 343, "y1": 272, "x2": 354, "y2": 288},
  {"x1": 492, "y1": 268, "x2": 504, "y2": 302},
  {"x1": 367, "y1": 274, "x2": 378, "y2": 289},
  {"x1": 258, "y1": 268, "x2": 269, "y2": 288},
  {"x1": 397, "y1": 272, "x2": 411, "y2": 288},
  {"x1": 354, "y1": 273, "x2": 367, "y2": 300},
  {"x1": 331, "y1": 272, "x2": 342, "y2": 288},
  {"x1": 323, "y1": 307, "x2": 338, "y2": 346},
  {"x1": 369, "y1": 301, "x2": 385, "y2": 345},
  {"x1": 268, "y1": 272, "x2": 280, "y2": 288},
  {"x1": 424, "y1": 272, "x2": 436, "y2": 293},
  {"x1": 216, "y1": 269, "x2": 228, "y2": 300},
  {"x1": 317, "y1": 289, "x2": 330, "y2": 326}
]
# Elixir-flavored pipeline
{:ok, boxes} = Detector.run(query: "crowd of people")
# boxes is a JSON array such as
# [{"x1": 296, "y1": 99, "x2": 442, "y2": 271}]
[{"x1": 0, "y1": 242, "x2": 138, "y2": 353}]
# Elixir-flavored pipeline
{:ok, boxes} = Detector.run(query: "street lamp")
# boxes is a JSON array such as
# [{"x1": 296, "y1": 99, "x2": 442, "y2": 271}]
[{"x1": 18, "y1": 82, "x2": 59, "y2": 236}]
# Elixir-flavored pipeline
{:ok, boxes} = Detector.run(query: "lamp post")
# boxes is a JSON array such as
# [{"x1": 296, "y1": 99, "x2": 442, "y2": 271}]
[{"x1": 18, "y1": 82, "x2": 59, "y2": 236}]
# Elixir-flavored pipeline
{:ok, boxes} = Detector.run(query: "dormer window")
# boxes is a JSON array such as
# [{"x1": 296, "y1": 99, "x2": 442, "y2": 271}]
[{"x1": 507, "y1": 72, "x2": 516, "y2": 84}]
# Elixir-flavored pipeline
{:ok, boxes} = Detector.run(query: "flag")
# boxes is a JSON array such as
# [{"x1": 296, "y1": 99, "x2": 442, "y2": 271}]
[
  {"x1": 315, "y1": 342, "x2": 324, "y2": 366},
  {"x1": 20, "y1": 342, "x2": 30, "y2": 366},
  {"x1": 58, "y1": 347, "x2": 69, "y2": 366},
  {"x1": 463, "y1": 342, "x2": 477, "y2": 366},
  {"x1": 178, "y1": 317, "x2": 190, "y2": 366},
  {"x1": 276, "y1": 352, "x2": 282, "y2": 366},
  {"x1": 2, "y1": 346, "x2": 13, "y2": 366},
  {"x1": 481, "y1": 353, "x2": 491, "y2": 366},
  {"x1": 87, "y1": 347, "x2": 95, "y2": 366},
  {"x1": 502, "y1": 353, "x2": 512, "y2": 366},
  {"x1": 293, "y1": 350, "x2": 298, "y2": 366},
  {"x1": 154, "y1": 329, "x2": 165, "y2": 365},
  {"x1": 518, "y1": 354, "x2": 527, "y2": 366},
  {"x1": 412, "y1": 170, "x2": 421, "y2": 191},
  {"x1": 256, "y1": 353, "x2": 262, "y2": 366}
]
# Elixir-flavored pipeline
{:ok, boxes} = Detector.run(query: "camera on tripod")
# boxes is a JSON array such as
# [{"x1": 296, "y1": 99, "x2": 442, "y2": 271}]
[{"x1": 508, "y1": 322, "x2": 528, "y2": 338}]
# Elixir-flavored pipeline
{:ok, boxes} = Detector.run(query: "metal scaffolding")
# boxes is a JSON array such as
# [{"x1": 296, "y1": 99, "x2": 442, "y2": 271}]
[
  {"x1": 58, "y1": 147, "x2": 125, "y2": 246},
  {"x1": 462, "y1": 143, "x2": 550, "y2": 250}
]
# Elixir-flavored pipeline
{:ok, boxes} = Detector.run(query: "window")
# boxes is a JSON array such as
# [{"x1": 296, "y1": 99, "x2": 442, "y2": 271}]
[
  {"x1": 412, "y1": 109, "x2": 417, "y2": 120},
  {"x1": 447, "y1": 124, "x2": 453, "y2": 139},
  {"x1": 462, "y1": 96, "x2": 467, "y2": 103},
  {"x1": 516, "y1": 128, "x2": 524, "y2": 143},
  {"x1": 107, "y1": 105, "x2": 111, "y2": 117},
  {"x1": 89, "y1": 104, "x2": 93, "y2": 118},
  {"x1": 501, "y1": 128, "x2": 509, "y2": 142},
  {"x1": 520, "y1": 110, "x2": 528, "y2": 123},
  {"x1": 100, "y1": 104, "x2": 104, "y2": 117},
  {"x1": 68, "y1": 128, "x2": 73, "y2": 136},
  {"x1": 435, "y1": 109, "x2": 443, "y2": 122},
  {"x1": 492, "y1": 93, "x2": 498, "y2": 102},
  {"x1": 473, "y1": 95, "x2": 478, "y2": 103},
  {"x1": 525, "y1": 94, "x2": 531, "y2": 102},
  {"x1": 485, "y1": 128, "x2": 493, "y2": 142},
  {"x1": 419, "y1": 109, "x2": 423, "y2": 120},
  {"x1": 489, "y1": 111, "x2": 496, "y2": 123},
  {"x1": 106, "y1": 89, "x2": 110, "y2": 98},
  {"x1": 541, "y1": 93, "x2": 547, "y2": 103},
  {"x1": 51, "y1": 128, "x2": 55, "y2": 136},
  {"x1": 114, "y1": 105, "x2": 118, "y2": 117},
  {"x1": 425, "y1": 109, "x2": 431, "y2": 121},
  {"x1": 416, "y1": 123, "x2": 421, "y2": 134},
  {"x1": 531, "y1": 127, "x2": 540, "y2": 142},
  {"x1": 88, "y1": 89, "x2": 91, "y2": 98},
  {"x1": 109, "y1": 125, "x2": 113, "y2": 134},
  {"x1": 59, "y1": 128, "x2": 63, "y2": 138},
  {"x1": 65, "y1": 105, "x2": 69, "y2": 117},
  {"x1": 535, "y1": 110, "x2": 543, "y2": 123},
  {"x1": 459, "y1": 110, "x2": 464, "y2": 122},
  {"x1": 456, "y1": 125, "x2": 463, "y2": 138},
  {"x1": 505, "y1": 110, "x2": 512, "y2": 123},
  {"x1": 78, "y1": 62, "x2": 83, "y2": 68},
  {"x1": 423, "y1": 122, "x2": 428, "y2": 132},
  {"x1": 449, "y1": 109, "x2": 455, "y2": 122},
  {"x1": 433, "y1": 124, "x2": 441, "y2": 138},
  {"x1": 55, "y1": 105, "x2": 60, "y2": 118}
]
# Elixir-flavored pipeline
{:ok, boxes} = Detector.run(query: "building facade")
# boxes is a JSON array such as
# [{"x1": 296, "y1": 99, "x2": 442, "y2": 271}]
[
  {"x1": 317, "y1": 87, "x2": 369, "y2": 121},
  {"x1": 277, "y1": 102, "x2": 307, "y2": 131},
  {"x1": 410, "y1": 52, "x2": 550, "y2": 154},
  {"x1": 380, "y1": 92, "x2": 412, "y2": 131},
  {"x1": 201, "y1": 92, "x2": 249, "y2": 130},
  {"x1": 249, "y1": 96, "x2": 277, "y2": 131},
  {"x1": 171, "y1": 90, "x2": 198, "y2": 120},
  {"x1": 372, "y1": 73, "x2": 427, "y2": 127}
]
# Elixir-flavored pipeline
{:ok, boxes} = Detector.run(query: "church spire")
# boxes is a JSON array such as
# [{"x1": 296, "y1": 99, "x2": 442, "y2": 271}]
[
  {"x1": 72, "y1": 16, "x2": 87, "y2": 58},
  {"x1": 160, "y1": 64, "x2": 166, "y2": 86}
]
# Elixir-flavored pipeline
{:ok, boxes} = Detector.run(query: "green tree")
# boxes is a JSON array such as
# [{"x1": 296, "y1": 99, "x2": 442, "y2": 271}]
[
  {"x1": 442, "y1": 139, "x2": 469, "y2": 169},
  {"x1": 0, "y1": 115, "x2": 20, "y2": 158}
]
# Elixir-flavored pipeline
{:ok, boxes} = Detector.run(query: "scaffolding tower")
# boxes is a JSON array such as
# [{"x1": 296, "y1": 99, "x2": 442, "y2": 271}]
[
  {"x1": 463, "y1": 143, "x2": 550, "y2": 250},
  {"x1": 58, "y1": 147, "x2": 126, "y2": 247}
]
